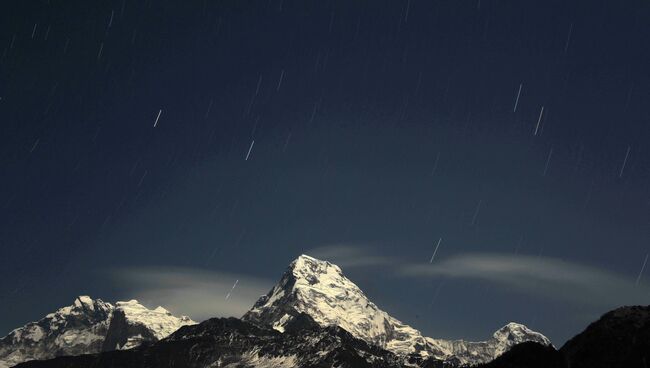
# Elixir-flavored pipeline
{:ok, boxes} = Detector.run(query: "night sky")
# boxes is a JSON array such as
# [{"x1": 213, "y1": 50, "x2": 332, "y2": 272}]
[{"x1": 2, "y1": 0, "x2": 650, "y2": 345}]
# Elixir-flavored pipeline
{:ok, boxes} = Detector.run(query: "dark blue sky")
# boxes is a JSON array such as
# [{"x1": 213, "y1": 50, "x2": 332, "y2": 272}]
[{"x1": 2, "y1": 0, "x2": 650, "y2": 345}]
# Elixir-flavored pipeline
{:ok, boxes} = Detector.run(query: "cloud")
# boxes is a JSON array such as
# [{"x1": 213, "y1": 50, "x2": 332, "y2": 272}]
[
  {"x1": 306, "y1": 244, "x2": 393, "y2": 269},
  {"x1": 109, "y1": 267, "x2": 273, "y2": 322},
  {"x1": 400, "y1": 253, "x2": 650, "y2": 307},
  {"x1": 107, "y1": 250, "x2": 649, "y2": 322}
]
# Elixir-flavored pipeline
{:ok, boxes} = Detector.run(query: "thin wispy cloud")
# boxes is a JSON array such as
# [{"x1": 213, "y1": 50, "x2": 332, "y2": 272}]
[
  {"x1": 108, "y1": 249, "x2": 649, "y2": 323},
  {"x1": 400, "y1": 253, "x2": 650, "y2": 307},
  {"x1": 306, "y1": 245, "x2": 650, "y2": 307},
  {"x1": 109, "y1": 267, "x2": 273, "y2": 321}
]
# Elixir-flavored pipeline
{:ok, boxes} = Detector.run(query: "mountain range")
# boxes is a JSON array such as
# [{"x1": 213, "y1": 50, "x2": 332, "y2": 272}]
[
  {"x1": 1, "y1": 255, "x2": 647, "y2": 367},
  {"x1": 0, "y1": 296, "x2": 194, "y2": 368}
]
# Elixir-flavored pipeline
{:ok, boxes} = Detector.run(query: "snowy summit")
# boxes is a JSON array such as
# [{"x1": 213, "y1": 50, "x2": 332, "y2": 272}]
[{"x1": 243, "y1": 254, "x2": 551, "y2": 366}]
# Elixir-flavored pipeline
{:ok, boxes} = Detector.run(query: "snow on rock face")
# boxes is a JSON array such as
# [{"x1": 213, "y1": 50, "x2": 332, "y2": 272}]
[
  {"x1": 116, "y1": 300, "x2": 194, "y2": 340},
  {"x1": 103, "y1": 300, "x2": 195, "y2": 351},
  {"x1": 243, "y1": 255, "x2": 429, "y2": 354},
  {"x1": 243, "y1": 254, "x2": 552, "y2": 366},
  {"x1": 490, "y1": 322, "x2": 552, "y2": 357},
  {"x1": 425, "y1": 323, "x2": 552, "y2": 366},
  {"x1": 243, "y1": 255, "x2": 435, "y2": 357},
  {"x1": 0, "y1": 296, "x2": 195, "y2": 368},
  {"x1": 0, "y1": 296, "x2": 113, "y2": 368}
]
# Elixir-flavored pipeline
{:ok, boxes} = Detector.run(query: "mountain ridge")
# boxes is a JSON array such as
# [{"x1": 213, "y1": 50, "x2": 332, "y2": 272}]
[
  {"x1": 0, "y1": 296, "x2": 195, "y2": 368},
  {"x1": 13, "y1": 304, "x2": 650, "y2": 368},
  {"x1": 15, "y1": 314, "x2": 407, "y2": 368},
  {"x1": 3, "y1": 255, "x2": 648, "y2": 367},
  {"x1": 0, "y1": 254, "x2": 551, "y2": 367},
  {"x1": 242, "y1": 254, "x2": 551, "y2": 366}
]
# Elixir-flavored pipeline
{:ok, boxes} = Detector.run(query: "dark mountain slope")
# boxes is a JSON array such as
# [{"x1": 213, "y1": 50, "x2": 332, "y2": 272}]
[
  {"x1": 476, "y1": 342, "x2": 565, "y2": 368},
  {"x1": 560, "y1": 306, "x2": 650, "y2": 368},
  {"x1": 476, "y1": 305, "x2": 650, "y2": 368}
]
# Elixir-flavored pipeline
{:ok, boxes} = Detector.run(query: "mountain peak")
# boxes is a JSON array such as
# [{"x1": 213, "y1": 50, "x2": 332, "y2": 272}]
[
  {"x1": 243, "y1": 254, "x2": 552, "y2": 366},
  {"x1": 69, "y1": 296, "x2": 112, "y2": 314},
  {"x1": 493, "y1": 322, "x2": 549, "y2": 341},
  {"x1": 490, "y1": 322, "x2": 553, "y2": 357},
  {"x1": 111, "y1": 299, "x2": 195, "y2": 341},
  {"x1": 244, "y1": 254, "x2": 414, "y2": 350},
  {"x1": 495, "y1": 322, "x2": 531, "y2": 336},
  {"x1": 288, "y1": 254, "x2": 348, "y2": 291},
  {"x1": 1, "y1": 296, "x2": 114, "y2": 368},
  {"x1": 295, "y1": 253, "x2": 319, "y2": 262},
  {"x1": 290, "y1": 254, "x2": 343, "y2": 277},
  {"x1": 74, "y1": 295, "x2": 94, "y2": 306}
]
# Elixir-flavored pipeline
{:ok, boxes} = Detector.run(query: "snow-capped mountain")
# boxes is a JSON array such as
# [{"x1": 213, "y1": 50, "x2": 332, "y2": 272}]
[
  {"x1": 427, "y1": 322, "x2": 551, "y2": 365},
  {"x1": 102, "y1": 300, "x2": 195, "y2": 351},
  {"x1": 242, "y1": 254, "x2": 551, "y2": 366},
  {"x1": 16, "y1": 314, "x2": 407, "y2": 368},
  {"x1": 242, "y1": 254, "x2": 433, "y2": 355},
  {"x1": 3, "y1": 255, "x2": 551, "y2": 368},
  {"x1": 12, "y1": 298, "x2": 646, "y2": 368},
  {"x1": 0, "y1": 296, "x2": 195, "y2": 368}
]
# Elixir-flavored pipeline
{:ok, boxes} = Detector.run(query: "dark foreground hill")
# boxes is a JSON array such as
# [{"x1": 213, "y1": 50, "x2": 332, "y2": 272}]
[
  {"x1": 476, "y1": 305, "x2": 650, "y2": 368},
  {"x1": 560, "y1": 305, "x2": 650, "y2": 368},
  {"x1": 477, "y1": 342, "x2": 564, "y2": 368}
]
